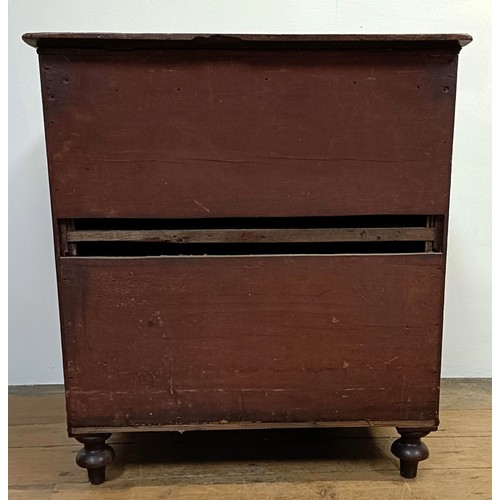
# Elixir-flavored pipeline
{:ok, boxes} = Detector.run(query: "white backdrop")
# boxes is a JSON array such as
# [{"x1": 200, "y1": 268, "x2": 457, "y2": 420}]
[{"x1": 8, "y1": 0, "x2": 491, "y2": 384}]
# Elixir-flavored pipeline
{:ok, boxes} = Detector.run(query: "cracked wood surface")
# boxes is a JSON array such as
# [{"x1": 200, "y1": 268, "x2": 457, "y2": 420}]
[{"x1": 66, "y1": 227, "x2": 437, "y2": 244}]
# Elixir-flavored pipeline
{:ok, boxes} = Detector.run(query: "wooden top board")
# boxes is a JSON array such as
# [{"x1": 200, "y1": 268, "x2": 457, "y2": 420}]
[{"x1": 22, "y1": 33, "x2": 472, "y2": 50}]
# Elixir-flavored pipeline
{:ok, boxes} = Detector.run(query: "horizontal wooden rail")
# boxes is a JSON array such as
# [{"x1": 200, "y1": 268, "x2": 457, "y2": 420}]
[{"x1": 67, "y1": 227, "x2": 436, "y2": 244}]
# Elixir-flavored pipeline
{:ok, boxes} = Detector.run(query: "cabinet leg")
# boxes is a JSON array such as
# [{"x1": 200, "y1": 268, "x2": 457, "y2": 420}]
[
  {"x1": 391, "y1": 428, "x2": 432, "y2": 479},
  {"x1": 75, "y1": 433, "x2": 115, "y2": 485}
]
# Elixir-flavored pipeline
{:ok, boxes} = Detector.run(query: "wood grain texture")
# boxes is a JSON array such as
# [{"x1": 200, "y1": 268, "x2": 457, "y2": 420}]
[
  {"x1": 8, "y1": 393, "x2": 67, "y2": 426},
  {"x1": 8, "y1": 380, "x2": 490, "y2": 444},
  {"x1": 10, "y1": 473, "x2": 492, "y2": 500},
  {"x1": 439, "y1": 379, "x2": 493, "y2": 410},
  {"x1": 6, "y1": 408, "x2": 491, "y2": 449},
  {"x1": 70, "y1": 420, "x2": 438, "y2": 435},
  {"x1": 23, "y1": 32, "x2": 473, "y2": 50},
  {"x1": 40, "y1": 48, "x2": 458, "y2": 218},
  {"x1": 58, "y1": 254, "x2": 444, "y2": 429},
  {"x1": 66, "y1": 227, "x2": 437, "y2": 244},
  {"x1": 8, "y1": 380, "x2": 491, "y2": 499},
  {"x1": 49, "y1": 473, "x2": 491, "y2": 500},
  {"x1": 26, "y1": 33, "x2": 469, "y2": 482}
]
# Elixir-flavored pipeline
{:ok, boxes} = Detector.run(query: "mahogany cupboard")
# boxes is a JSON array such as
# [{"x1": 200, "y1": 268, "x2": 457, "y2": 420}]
[{"x1": 23, "y1": 33, "x2": 471, "y2": 484}]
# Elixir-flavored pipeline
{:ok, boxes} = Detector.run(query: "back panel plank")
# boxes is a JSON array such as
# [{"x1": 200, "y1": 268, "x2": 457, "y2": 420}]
[
  {"x1": 41, "y1": 49, "x2": 458, "y2": 218},
  {"x1": 59, "y1": 254, "x2": 444, "y2": 428},
  {"x1": 66, "y1": 227, "x2": 436, "y2": 243}
]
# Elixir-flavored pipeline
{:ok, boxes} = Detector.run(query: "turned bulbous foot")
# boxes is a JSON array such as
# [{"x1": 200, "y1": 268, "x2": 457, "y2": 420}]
[
  {"x1": 391, "y1": 428, "x2": 432, "y2": 479},
  {"x1": 75, "y1": 433, "x2": 115, "y2": 485}
]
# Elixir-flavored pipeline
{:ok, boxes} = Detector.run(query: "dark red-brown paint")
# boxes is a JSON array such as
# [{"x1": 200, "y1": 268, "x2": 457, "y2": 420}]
[{"x1": 25, "y1": 33, "x2": 470, "y2": 481}]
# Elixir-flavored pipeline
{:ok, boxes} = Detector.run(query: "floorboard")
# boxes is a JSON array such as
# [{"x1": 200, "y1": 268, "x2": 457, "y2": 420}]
[{"x1": 8, "y1": 379, "x2": 492, "y2": 499}]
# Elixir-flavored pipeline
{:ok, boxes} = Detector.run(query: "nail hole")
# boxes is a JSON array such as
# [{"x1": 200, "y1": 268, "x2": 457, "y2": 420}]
[{"x1": 442, "y1": 86, "x2": 449, "y2": 94}]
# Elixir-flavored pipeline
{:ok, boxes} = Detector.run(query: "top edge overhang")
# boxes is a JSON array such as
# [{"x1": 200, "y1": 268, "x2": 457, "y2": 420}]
[{"x1": 22, "y1": 33, "x2": 473, "y2": 51}]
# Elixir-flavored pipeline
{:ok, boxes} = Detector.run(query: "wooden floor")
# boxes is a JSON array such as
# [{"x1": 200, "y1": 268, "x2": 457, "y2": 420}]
[{"x1": 9, "y1": 379, "x2": 491, "y2": 499}]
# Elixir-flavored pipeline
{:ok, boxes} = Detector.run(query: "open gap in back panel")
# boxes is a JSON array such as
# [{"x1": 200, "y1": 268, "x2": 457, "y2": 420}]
[
  {"x1": 73, "y1": 241, "x2": 425, "y2": 256},
  {"x1": 60, "y1": 215, "x2": 442, "y2": 257},
  {"x1": 73, "y1": 215, "x2": 429, "y2": 230}
]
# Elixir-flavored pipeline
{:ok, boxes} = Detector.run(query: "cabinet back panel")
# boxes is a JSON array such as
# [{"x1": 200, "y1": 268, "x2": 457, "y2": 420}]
[
  {"x1": 40, "y1": 49, "x2": 458, "y2": 218},
  {"x1": 59, "y1": 254, "x2": 444, "y2": 428}
]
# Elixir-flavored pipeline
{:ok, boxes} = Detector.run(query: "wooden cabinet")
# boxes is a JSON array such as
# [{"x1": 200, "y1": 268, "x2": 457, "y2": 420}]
[{"x1": 24, "y1": 32, "x2": 471, "y2": 484}]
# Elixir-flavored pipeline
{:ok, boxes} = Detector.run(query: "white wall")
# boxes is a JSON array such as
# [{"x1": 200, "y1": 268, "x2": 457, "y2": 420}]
[{"x1": 8, "y1": 0, "x2": 491, "y2": 384}]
